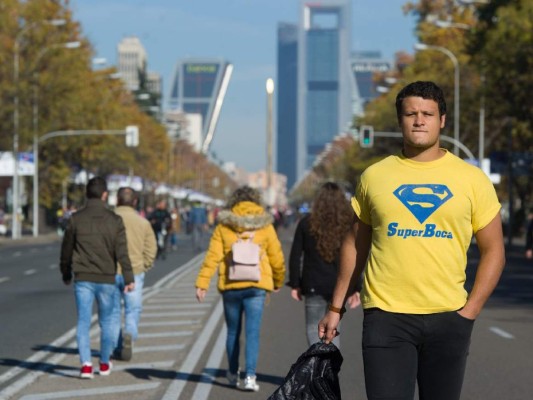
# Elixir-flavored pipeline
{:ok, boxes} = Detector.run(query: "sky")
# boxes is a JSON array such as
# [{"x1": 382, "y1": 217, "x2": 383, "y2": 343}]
[{"x1": 67, "y1": 0, "x2": 418, "y2": 173}]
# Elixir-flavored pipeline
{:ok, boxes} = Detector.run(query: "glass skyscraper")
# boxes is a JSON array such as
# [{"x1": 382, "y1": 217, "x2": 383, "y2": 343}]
[
  {"x1": 169, "y1": 58, "x2": 233, "y2": 153},
  {"x1": 277, "y1": 0, "x2": 352, "y2": 189},
  {"x1": 276, "y1": 23, "x2": 299, "y2": 189}
]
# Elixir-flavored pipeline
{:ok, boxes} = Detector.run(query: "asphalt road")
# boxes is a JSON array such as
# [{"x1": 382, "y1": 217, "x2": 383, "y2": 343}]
[{"x1": 1, "y1": 228, "x2": 532, "y2": 399}]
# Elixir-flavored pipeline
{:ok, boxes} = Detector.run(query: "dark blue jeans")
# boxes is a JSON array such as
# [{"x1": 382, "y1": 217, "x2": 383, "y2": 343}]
[
  {"x1": 222, "y1": 287, "x2": 266, "y2": 377},
  {"x1": 362, "y1": 308, "x2": 474, "y2": 400}
]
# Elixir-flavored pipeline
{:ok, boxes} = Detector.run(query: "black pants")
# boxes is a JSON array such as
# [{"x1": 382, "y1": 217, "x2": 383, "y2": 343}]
[{"x1": 362, "y1": 308, "x2": 474, "y2": 400}]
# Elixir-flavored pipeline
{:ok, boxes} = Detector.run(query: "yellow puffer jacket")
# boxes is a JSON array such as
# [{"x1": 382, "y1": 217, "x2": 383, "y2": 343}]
[{"x1": 195, "y1": 201, "x2": 286, "y2": 292}]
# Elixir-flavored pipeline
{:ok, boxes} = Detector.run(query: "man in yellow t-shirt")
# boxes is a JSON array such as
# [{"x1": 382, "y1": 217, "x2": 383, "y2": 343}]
[{"x1": 319, "y1": 81, "x2": 505, "y2": 400}]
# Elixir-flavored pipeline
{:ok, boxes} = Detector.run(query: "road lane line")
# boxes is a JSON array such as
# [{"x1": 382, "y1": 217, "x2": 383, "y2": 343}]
[
  {"x1": 141, "y1": 311, "x2": 206, "y2": 318},
  {"x1": 161, "y1": 298, "x2": 223, "y2": 400},
  {"x1": 134, "y1": 344, "x2": 187, "y2": 353},
  {"x1": 191, "y1": 324, "x2": 227, "y2": 400},
  {"x1": 19, "y1": 382, "x2": 160, "y2": 399},
  {"x1": 139, "y1": 319, "x2": 200, "y2": 327},
  {"x1": 489, "y1": 326, "x2": 515, "y2": 339},
  {"x1": 143, "y1": 303, "x2": 211, "y2": 310},
  {"x1": 0, "y1": 277, "x2": 10, "y2": 284},
  {"x1": 139, "y1": 331, "x2": 193, "y2": 338},
  {"x1": 24, "y1": 269, "x2": 37, "y2": 276}
]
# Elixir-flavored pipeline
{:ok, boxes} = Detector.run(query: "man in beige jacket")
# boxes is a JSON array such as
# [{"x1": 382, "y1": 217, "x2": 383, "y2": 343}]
[{"x1": 112, "y1": 186, "x2": 157, "y2": 361}]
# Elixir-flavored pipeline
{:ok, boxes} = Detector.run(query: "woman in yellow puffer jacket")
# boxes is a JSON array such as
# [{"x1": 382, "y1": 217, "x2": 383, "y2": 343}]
[{"x1": 195, "y1": 186, "x2": 285, "y2": 392}]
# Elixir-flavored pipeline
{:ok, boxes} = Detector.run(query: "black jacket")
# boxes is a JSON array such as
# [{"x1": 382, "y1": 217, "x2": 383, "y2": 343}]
[
  {"x1": 267, "y1": 342, "x2": 343, "y2": 400},
  {"x1": 60, "y1": 198, "x2": 133, "y2": 285},
  {"x1": 288, "y1": 215, "x2": 338, "y2": 298}
]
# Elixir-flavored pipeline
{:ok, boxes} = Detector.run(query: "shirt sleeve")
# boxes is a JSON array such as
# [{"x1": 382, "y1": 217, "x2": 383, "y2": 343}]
[
  {"x1": 352, "y1": 174, "x2": 371, "y2": 225},
  {"x1": 471, "y1": 170, "x2": 501, "y2": 233}
]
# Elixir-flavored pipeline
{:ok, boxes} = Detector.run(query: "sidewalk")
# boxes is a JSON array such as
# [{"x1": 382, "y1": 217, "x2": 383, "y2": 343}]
[{"x1": 0, "y1": 232, "x2": 61, "y2": 249}]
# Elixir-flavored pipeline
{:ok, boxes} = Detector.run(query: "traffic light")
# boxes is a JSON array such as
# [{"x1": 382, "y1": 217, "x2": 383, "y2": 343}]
[
  {"x1": 359, "y1": 125, "x2": 374, "y2": 148},
  {"x1": 125, "y1": 125, "x2": 139, "y2": 147}
]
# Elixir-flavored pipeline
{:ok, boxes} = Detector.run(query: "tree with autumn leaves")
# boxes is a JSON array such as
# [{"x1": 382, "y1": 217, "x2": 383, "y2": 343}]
[{"x1": 1, "y1": 0, "x2": 233, "y2": 226}]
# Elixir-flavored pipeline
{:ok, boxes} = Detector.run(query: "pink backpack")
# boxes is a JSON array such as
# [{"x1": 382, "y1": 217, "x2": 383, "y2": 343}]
[{"x1": 229, "y1": 232, "x2": 261, "y2": 282}]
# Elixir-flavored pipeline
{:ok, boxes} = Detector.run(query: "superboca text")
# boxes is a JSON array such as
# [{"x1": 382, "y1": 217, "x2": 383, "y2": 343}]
[{"x1": 387, "y1": 222, "x2": 453, "y2": 239}]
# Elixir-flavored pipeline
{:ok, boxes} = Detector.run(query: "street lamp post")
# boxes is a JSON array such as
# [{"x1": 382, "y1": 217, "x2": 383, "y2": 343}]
[
  {"x1": 12, "y1": 18, "x2": 66, "y2": 239},
  {"x1": 265, "y1": 78, "x2": 274, "y2": 206},
  {"x1": 414, "y1": 43, "x2": 460, "y2": 156},
  {"x1": 31, "y1": 41, "x2": 81, "y2": 237}
]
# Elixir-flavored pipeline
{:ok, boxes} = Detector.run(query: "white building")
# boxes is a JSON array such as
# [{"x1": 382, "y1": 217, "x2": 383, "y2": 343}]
[{"x1": 117, "y1": 36, "x2": 147, "y2": 91}]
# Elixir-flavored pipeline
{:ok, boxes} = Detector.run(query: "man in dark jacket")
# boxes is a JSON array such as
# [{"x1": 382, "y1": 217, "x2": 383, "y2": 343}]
[{"x1": 60, "y1": 176, "x2": 134, "y2": 379}]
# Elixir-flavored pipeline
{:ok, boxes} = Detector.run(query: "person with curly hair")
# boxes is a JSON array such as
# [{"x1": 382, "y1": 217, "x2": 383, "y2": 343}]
[
  {"x1": 288, "y1": 181, "x2": 360, "y2": 347},
  {"x1": 195, "y1": 185, "x2": 286, "y2": 392}
]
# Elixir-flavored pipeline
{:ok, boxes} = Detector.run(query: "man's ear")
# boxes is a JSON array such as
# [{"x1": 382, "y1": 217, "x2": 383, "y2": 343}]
[
  {"x1": 102, "y1": 191, "x2": 109, "y2": 202},
  {"x1": 440, "y1": 114, "x2": 446, "y2": 129}
]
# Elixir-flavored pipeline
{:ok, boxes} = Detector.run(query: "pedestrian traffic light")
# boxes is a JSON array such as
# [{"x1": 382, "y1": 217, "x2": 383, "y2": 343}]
[
  {"x1": 125, "y1": 125, "x2": 139, "y2": 147},
  {"x1": 359, "y1": 125, "x2": 374, "y2": 148}
]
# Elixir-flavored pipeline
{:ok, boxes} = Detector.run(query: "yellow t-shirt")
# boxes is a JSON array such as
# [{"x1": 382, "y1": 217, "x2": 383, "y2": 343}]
[{"x1": 352, "y1": 150, "x2": 501, "y2": 314}]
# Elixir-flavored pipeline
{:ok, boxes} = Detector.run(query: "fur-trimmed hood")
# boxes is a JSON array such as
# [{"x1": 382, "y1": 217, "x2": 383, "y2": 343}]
[{"x1": 217, "y1": 201, "x2": 274, "y2": 232}]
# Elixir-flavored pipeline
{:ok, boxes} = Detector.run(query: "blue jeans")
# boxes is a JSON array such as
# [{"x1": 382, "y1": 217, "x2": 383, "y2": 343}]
[
  {"x1": 305, "y1": 294, "x2": 340, "y2": 348},
  {"x1": 222, "y1": 288, "x2": 266, "y2": 377},
  {"x1": 74, "y1": 281, "x2": 119, "y2": 365},
  {"x1": 192, "y1": 225, "x2": 206, "y2": 250},
  {"x1": 363, "y1": 308, "x2": 474, "y2": 400},
  {"x1": 113, "y1": 273, "x2": 145, "y2": 350}
]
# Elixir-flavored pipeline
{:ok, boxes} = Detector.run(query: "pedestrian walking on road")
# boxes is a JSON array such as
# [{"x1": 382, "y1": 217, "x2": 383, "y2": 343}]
[
  {"x1": 149, "y1": 199, "x2": 172, "y2": 260},
  {"x1": 319, "y1": 81, "x2": 506, "y2": 400},
  {"x1": 112, "y1": 187, "x2": 157, "y2": 361},
  {"x1": 190, "y1": 201, "x2": 208, "y2": 251},
  {"x1": 60, "y1": 176, "x2": 135, "y2": 379},
  {"x1": 288, "y1": 181, "x2": 360, "y2": 348},
  {"x1": 195, "y1": 186, "x2": 286, "y2": 392}
]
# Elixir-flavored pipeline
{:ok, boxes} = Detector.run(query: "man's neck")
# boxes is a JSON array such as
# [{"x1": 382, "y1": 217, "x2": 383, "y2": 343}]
[{"x1": 402, "y1": 146, "x2": 445, "y2": 162}]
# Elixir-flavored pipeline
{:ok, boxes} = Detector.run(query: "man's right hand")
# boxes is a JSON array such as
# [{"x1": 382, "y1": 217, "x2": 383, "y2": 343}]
[
  {"x1": 318, "y1": 311, "x2": 341, "y2": 344},
  {"x1": 124, "y1": 283, "x2": 135, "y2": 293}
]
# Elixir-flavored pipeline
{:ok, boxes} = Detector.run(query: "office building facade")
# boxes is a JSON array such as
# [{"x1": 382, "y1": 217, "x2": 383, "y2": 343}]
[
  {"x1": 299, "y1": 0, "x2": 352, "y2": 176},
  {"x1": 168, "y1": 58, "x2": 233, "y2": 153},
  {"x1": 351, "y1": 51, "x2": 391, "y2": 116},
  {"x1": 117, "y1": 37, "x2": 147, "y2": 91},
  {"x1": 276, "y1": 23, "x2": 299, "y2": 189},
  {"x1": 277, "y1": 0, "x2": 352, "y2": 189}
]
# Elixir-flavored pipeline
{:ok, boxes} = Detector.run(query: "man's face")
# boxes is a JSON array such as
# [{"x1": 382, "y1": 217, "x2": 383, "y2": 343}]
[{"x1": 399, "y1": 96, "x2": 445, "y2": 150}]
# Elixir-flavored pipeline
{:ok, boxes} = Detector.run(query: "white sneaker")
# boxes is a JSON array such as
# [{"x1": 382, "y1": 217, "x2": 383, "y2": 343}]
[
  {"x1": 226, "y1": 369, "x2": 240, "y2": 388},
  {"x1": 243, "y1": 375, "x2": 260, "y2": 392}
]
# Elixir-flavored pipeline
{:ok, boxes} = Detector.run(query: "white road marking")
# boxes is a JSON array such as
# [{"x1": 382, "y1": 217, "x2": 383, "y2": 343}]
[
  {"x1": 139, "y1": 319, "x2": 200, "y2": 327},
  {"x1": 0, "y1": 276, "x2": 10, "y2": 284},
  {"x1": 19, "y1": 382, "x2": 160, "y2": 399},
  {"x1": 191, "y1": 324, "x2": 227, "y2": 399},
  {"x1": 143, "y1": 303, "x2": 211, "y2": 310},
  {"x1": 489, "y1": 326, "x2": 515, "y2": 339},
  {"x1": 24, "y1": 269, "x2": 37, "y2": 276},
  {"x1": 161, "y1": 299, "x2": 223, "y2": 400},
  {"x1": 139, "y1": 331, "x2": 193, "y2": 338},
  {"x1": 141, "y1": 311, "x2": 206, "y2": 318}
]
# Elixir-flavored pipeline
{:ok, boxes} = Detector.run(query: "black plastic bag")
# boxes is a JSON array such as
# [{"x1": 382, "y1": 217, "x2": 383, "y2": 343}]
[{"x1": 267, "y1": 342, "x2": 343, "y2": 400}]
